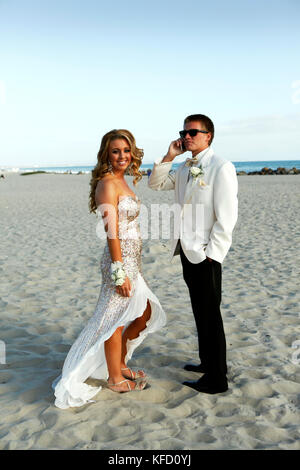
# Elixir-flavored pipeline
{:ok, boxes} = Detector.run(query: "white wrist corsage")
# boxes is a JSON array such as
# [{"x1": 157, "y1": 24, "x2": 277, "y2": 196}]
[
  {"x1": 190, "y1": 165, "x2": 207, "y2": 186},
  {"x1": 111, "y1": 261, "x2": 126, "y2": 286}
]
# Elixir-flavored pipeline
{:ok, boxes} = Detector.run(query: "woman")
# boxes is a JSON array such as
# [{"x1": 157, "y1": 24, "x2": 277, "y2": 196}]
[{"x1": 52, "y1": 129, "x2": 166, "y2": 408}]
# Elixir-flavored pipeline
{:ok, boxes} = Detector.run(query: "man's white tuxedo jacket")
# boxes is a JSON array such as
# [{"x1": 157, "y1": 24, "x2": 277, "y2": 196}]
[{"x1": 148, "y1": 146, "x2": 238, "y2": 264}]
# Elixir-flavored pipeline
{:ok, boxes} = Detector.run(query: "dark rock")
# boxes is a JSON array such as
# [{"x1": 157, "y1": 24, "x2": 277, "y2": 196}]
[
  {"x1": 260, "y1": 167, "x2": 274, "y2": 175},
  {"x1": 275, "y1": 167, "x2": 287, "y2": 175}
]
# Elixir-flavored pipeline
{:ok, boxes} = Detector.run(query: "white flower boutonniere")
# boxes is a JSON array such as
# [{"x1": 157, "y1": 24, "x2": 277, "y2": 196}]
[
  {"x1": 190, "y1": 165, "x2": 208, "y2": 186},
  {"x1": 190, "y1": 165, "x2": 204, "y2": 178}
]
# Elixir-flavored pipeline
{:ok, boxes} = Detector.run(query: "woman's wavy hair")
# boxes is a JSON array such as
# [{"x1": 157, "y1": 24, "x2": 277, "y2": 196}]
[{"x1": 89, "y1": 129, "x2": 144, "y2": 213}]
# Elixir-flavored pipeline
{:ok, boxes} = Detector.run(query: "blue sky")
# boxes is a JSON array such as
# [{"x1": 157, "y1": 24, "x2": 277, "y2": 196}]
[{"x1": 0, "y1": 0, "x2": 300, "y2": 166}]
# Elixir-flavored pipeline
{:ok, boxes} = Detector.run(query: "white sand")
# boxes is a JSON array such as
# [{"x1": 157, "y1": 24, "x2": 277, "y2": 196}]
[{"x1": 0, "y1": 172, "x2": 299, "y2": 450}]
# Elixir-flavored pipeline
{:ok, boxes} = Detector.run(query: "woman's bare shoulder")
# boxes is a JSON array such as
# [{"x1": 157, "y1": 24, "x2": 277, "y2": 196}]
[{"x1": 95, "y1": 176, "x2": 119, "y2": 206}]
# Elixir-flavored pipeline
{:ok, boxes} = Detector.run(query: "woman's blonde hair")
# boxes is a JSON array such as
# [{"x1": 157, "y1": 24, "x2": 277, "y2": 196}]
[{"x1": 89, "y1": 129, "x2": 144, "y2": 213}]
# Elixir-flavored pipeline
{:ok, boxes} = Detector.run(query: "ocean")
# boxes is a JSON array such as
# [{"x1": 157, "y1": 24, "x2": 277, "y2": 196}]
[{"x1": 2, "y1": 160, "x2": 300, "y2": 175}]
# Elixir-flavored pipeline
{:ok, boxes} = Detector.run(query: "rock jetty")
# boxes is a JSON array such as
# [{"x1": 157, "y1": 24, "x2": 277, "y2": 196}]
[{"x1": 237, "y1": 167, "x2": 300, "y2": 176}]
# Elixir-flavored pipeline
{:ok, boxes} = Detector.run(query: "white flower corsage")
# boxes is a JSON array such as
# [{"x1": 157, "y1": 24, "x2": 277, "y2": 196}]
[
  {"x1": 190, "y1": 165, "x2": 207, "y2": 186},
  {"x1": 111, "y1": 261, "x2": 126, "y2": 286}
]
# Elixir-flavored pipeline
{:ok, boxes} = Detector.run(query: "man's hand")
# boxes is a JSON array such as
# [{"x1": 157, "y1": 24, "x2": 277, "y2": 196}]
[
  {"x1": 162, "y1": 139, "x2": 186, "y2": 163},
  {"x1": 206, "y1": 257, "x2": 213, "y2": 262}
]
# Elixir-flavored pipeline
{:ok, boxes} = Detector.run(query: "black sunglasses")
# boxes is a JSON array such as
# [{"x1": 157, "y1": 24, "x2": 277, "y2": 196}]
[{"x1": 179, "y1": 129, "x2": 209, "y2": 138}]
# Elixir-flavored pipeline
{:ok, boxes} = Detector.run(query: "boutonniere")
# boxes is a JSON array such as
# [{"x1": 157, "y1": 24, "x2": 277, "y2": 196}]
[
  {"x1": 190, "y1": 165, "x2": 207, "y2": 186},
  {"x1": 190, "y1": 165, "x2": 204, "y2": 178}
]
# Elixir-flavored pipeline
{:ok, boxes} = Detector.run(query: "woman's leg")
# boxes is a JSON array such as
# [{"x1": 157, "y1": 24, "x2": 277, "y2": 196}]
[
  {"x1": 120, "y1": 300, "x2": 152, "y2": 370},
  {"x1": 104, "y1": 326, "x2": 136, "y2": 390}
]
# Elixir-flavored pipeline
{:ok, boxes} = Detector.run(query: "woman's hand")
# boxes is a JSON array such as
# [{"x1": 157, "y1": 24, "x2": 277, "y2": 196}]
[{"x1": 116, "y1": 276, "x2": 132, "y2": 297}]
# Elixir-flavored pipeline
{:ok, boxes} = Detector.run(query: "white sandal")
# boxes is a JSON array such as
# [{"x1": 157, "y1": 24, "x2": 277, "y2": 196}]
[
  {"x1": 107, "y1": 378, "x2": 147, "y2": 393},
  {"x1": 121, "y1": 367, "x2": 147, "y2": 380}
]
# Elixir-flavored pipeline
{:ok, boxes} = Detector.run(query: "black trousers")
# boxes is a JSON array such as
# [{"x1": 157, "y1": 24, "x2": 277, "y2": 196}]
[{"x1": 180, "y1": 244, "x2": 227, "y2": 381}]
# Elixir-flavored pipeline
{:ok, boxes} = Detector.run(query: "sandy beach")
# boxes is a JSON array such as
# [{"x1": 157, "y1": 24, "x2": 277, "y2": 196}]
[{"x1": 0, "y1": 172, "x2": 299, "y2": 450}]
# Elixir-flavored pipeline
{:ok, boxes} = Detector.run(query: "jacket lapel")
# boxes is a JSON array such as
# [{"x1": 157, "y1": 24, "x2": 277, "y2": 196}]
[
  {"x1": 179, "y1": 163, "x2": 190, "y2": 204},
  {"x1": 184, "y1": 178, "x2": 197, "y2": 204},
  {"x1": 182, "y1": 147, "x2": 214, "y2": 204}
]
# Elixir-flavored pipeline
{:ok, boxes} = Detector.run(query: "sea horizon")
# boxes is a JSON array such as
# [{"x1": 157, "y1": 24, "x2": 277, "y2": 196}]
[{"x1": 1, "y1": 159, "x2": 300, "y2": 175}]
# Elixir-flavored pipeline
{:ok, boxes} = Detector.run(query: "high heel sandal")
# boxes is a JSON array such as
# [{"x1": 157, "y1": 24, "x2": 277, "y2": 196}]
[
  {"x1": 107, "y1": 378, "x2": 147, "y2": 393},
  {"x1": 121, "y1": 367, "x2": 147, "y2": 380}
]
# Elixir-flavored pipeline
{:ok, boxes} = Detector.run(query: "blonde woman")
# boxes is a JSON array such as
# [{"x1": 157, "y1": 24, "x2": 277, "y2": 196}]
[{"x1": 52, "y1": 129, "x2": 166, "y2": 408}]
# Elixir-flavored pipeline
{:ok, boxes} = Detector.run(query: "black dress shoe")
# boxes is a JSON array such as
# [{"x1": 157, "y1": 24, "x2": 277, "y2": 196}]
[
  {"x1": 183, "y1": 363, "x2": 208, "y2": 373},
  {"x1": 182, "y1": 374, "x2": 228, "y2": 394}
]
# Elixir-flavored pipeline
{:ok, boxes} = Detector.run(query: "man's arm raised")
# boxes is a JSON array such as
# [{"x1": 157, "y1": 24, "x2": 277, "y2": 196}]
[{"x1": 148, "y1": 139, "x2": 185, "y2": 191}]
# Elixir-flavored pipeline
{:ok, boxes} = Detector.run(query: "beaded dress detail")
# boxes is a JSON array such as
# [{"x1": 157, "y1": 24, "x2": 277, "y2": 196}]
[{"x1": 52, "y1": 195, "x2": 166, "y2": 409}]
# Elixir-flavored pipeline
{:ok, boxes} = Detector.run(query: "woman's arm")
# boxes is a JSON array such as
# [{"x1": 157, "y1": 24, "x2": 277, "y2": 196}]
[{"x1": 95, "y1": 180, "x2": 131, "y2": 297}]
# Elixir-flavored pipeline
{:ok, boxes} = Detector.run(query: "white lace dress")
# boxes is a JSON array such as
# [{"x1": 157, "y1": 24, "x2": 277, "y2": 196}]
[{"x1": 52, "y1": 195, "x2": 166, "y2": 409}]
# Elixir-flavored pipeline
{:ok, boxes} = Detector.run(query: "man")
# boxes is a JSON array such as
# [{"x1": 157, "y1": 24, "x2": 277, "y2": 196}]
[{"x1": 148, "y1": 114, "x2": 238, "y2": 394}]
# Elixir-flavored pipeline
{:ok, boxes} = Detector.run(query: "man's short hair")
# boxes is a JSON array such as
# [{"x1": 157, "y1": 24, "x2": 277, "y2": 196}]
[{"x1": 184, "y1": 114, "x2": 214, "y2": 145}]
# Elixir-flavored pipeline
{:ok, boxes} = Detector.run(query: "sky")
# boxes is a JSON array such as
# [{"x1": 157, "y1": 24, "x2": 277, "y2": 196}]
[{"x1": 0, "y1": 0, "x2": 300, "y2": 167}]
